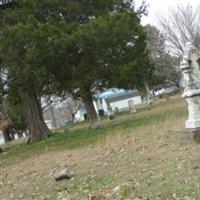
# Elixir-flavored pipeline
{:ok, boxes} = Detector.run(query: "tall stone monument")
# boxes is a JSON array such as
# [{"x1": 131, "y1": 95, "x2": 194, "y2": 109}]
[{"x1": 180, "y1": 42, "x2": 200, "y2": 141}]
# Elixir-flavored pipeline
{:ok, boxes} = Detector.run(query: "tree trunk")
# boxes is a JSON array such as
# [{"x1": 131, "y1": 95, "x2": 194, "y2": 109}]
[
  {"x1": 82, "y1": 93, "x2": 99, "y2": 129},
  {"x1": 0, "y1": 120, "x2": 13, "y2": 143},
  {"x1": 83, "y1": 96, "x2": 97, "y2": 120},
  {"x1": 2, "y1": 128, "x2": 13, "y2": 143},
  {"x1": 18, "y1": 88, "x2": 51, "y2": 144},
  {"x1": 144, "y1": 80, "x2": 153, "y2": 105},
  {"x1": 50, "y1": 105, "x2": 57, "y2": 128},
  {"x1": 0, "y1": 96, "x2": 13, "y2": 143}
]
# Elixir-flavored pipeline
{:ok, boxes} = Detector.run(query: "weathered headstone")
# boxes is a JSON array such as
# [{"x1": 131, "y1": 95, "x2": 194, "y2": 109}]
[
  {"x1": 107, "y1": 107, "x2": 115, "y2": 120},
  {"x1": 179, "y1": 42, "x2": 200, "y2": 141},
  {"x1": 128, "y1": 100, "x2": 136, "y2": 113},
  {"x1": 89, "y1": 120, "x2": 100, "y2": 129},
  {"x1": 64, "y1": 120, "x2": 74, "y2": 132}
]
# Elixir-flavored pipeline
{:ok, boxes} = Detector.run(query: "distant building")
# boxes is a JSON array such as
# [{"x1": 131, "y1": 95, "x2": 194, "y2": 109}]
[
  {"x1": 42, "y1": 89, "x2": 142, "y2": 126},
  {"x1": 75, "y1": 89, "x2": 142, "y2": 122},
  {"x1": 74, "y1": 103, "x2": 87, "y2": 122},
  {"x1": 153, "y1": 82, "x2": 179, "y2": 97},
  {"x1": 0, "y1": 0, "x2": 15, "y2": 6},
  {"x1": 95, "y1": 89, "x2": 142, "y2": 112},
  {"x1": 0, "y1": 131, "x2": 5, "y2": 145}
]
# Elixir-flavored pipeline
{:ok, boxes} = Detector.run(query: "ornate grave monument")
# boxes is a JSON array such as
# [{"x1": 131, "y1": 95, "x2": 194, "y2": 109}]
[{"x1": 180, "y1": 42, "x2": 200, "y2": 141}]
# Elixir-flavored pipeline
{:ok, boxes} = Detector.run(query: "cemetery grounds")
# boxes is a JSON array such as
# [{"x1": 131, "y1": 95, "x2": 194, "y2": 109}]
[{"x1": 1, "y1": 95, "x2": 200, "y2": 200}]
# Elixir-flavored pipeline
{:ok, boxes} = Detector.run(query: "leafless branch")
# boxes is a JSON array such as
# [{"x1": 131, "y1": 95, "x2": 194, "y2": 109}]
[{"x1": 159, "y1": 4, "x2": 200, "y2": 56}]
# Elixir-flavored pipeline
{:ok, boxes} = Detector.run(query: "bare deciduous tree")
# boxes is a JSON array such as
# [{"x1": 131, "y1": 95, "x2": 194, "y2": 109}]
[
  {"x1": 159, "y1": 4, "x2": 200, "y2": 56},
  {"x1": 146, "y1": 25, "x2": 180, "y2": 84}
]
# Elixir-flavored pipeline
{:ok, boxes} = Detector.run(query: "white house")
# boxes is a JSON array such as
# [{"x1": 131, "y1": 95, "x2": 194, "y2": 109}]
[
  {"x1": 0, "y1": 0, "x2": 14, "y2": 6},
  {"x1": 74, "y1": 106, "x2": 87, "y2": 122},
  {"x1": 95, "y1": 89, "x2": 142, "y2": 112},
  {"x1": 75, "y1": 89, "x2": 142, "y2": 122}
]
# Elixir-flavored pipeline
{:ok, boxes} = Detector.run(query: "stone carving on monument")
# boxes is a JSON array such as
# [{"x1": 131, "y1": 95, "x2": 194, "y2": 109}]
[{"x1": 179, "y1": 42, "x2": 200, "y2": 141}]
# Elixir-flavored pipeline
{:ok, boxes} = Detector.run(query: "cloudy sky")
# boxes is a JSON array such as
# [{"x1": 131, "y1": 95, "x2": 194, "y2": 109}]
[{"x1": 138, "y1": 0, "x2": 200, "y2": 26}]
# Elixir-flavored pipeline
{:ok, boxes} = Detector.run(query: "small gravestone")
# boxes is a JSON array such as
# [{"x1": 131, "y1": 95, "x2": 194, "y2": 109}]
[
  {"x1": 115, "y1": 107, "x2": 119, "y2": 113},
  {"x1": 54, "y1": 168, "x2": 74, "y2": 181},
  {"x1": 107, "y1": 109, "x2": 115, "y2": 120},
  {"x1": 64, "y1": 121, "x2": 74, "y2": 132},
  {"x1": 89, "y1": 120, "x2": 100, "y2": 129},
  {"x1": 128, "y1": 100, "x2": 136, "y2": 113}
]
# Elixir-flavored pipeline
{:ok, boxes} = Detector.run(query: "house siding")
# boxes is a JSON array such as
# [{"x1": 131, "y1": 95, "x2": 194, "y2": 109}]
[{"x1": 109, "y1": 96, "x2": 142, "y2": 111}]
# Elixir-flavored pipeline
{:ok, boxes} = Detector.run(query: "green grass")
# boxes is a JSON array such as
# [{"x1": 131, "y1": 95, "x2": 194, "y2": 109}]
[
  {"x1": 3, "y1": 96, "x2": 198, "y2": 200},
  {"x1": 0, "y1": 96, "x2": 186, "y2": 168}
]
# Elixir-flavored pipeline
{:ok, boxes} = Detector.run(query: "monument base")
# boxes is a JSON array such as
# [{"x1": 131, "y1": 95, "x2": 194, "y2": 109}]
[{"x1": 178, "y1": 128, "x2": 200, "y2": 142}]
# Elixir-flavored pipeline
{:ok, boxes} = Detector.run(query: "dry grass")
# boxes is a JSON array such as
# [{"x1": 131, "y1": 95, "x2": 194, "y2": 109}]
[{"x1": 1, "y1": 95, "x2": 200, "y2": 200}]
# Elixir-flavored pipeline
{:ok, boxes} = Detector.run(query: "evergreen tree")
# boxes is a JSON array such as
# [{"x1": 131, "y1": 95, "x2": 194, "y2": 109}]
[{"x1": 0, "y1": 0, "x2": 153, "y2": 136}]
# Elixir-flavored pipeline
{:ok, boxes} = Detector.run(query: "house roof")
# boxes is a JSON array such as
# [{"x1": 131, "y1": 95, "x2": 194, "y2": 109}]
[{"x1": 94, "y1": 89, "x2": 140, "y2": 103}]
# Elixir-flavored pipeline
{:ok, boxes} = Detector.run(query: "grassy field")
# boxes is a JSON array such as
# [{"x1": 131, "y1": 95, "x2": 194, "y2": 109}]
[{"x1": 1, "y1": 95, "x2": 200, "y2": 200}]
